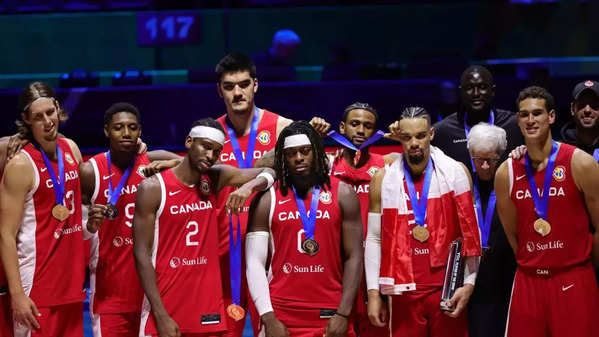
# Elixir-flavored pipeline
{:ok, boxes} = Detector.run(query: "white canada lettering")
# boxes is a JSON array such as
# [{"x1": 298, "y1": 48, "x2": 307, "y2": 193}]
[
  {"x1": 103, "y1": 184, "x2": 138, "y2": 198},
  {"x1": 170, "y1": 201, "x2": 213, "y2": 214},
  {"x1": 515, "y1": 187, "x2": 565, "y2": 200},
  {"x1": 278, "y1": 210, "x2": 330, "y2": 221},
  {"x1": 353, "y1": 184, "x2": 369, "y2": 194},
  {"x1": 219, "y1": 150, "x2": 267, "y2": 163},
  {"x1": 125, "y1": 203, "x2": 135, "y2": 227},
  {"x1": 45, "y1": 170, "x2": 79, "y2": 188}
]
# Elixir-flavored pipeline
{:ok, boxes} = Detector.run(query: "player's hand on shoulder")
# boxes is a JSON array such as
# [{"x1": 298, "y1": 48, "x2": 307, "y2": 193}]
[
  {"x1": 155, "y1": 314, "x2": 181, "y2": 337},
  {"x1": 86, "y1": 204, "x2": 108, "y2": 233},
  {"x1": 508, "y1": 145, "x2": 527, "y2": 160},
  {"x1": 144, "y1": 159, "x2": 180, "y2": 177},
  {"x1": 444, "y1": 283, "x2": 474, "y2": 319},
  {"x1": 11, "y1": 292, "x2": 40, "y2": 330},
  {"x1": 262, "y1": 312, "x2": 290, "y2": 337},
  {"x1": 226, "y1": 185, "x2": 252, "y2": 215},
  {"x1": 7, "y1": 133, "x2": 28, "y2": 160},
  {"x1": 309, "y1": 117, "x2": 331, "y2": 136},
  {"x1": 137, "y1": 138, "x2": 148, "y2": 154},
  {"x1": 324, "y1": 314, "x2": 349, "y2": 337}
]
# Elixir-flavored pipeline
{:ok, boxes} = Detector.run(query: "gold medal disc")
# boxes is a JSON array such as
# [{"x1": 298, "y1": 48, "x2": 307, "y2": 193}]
[
  {"x1": 412, "y1": 226, "x2": 430, "y2": 243},
  {"x1": 301, "y1": 238, "x2": 320, "y2": 256},
  {"x1": 226, "y1": 304, "x2": 246, "y2": 321},
  {"x1": 533, "y1": 218, "x2": 551, "y2": 237},
  {"x1": 52, "y1": 204, "x2": 69, "y2": 221}
]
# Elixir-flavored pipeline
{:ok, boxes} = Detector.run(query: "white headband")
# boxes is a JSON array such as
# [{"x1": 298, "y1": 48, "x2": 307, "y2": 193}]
[
  {"x1": 283, "y1": 134, "x2": 311, "y2": 149},
  {"x1": 188, "y1": 126, "x2": 226, "y2": 145}
]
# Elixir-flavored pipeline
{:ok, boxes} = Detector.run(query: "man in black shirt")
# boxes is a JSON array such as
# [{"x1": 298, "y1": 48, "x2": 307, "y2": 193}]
[
  {"x1": 559, "y1": 80, "x2": 599, "y2": 159},
  {"x1": 431, "y1": 65, "x2": 523, "y2": 172}
]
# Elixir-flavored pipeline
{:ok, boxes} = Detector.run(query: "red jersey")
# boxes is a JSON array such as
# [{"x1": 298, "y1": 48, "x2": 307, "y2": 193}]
[
  {"x1": 331, "y1": 153, "x2": 384, "y2": 237},
  {"x1": 508, "y1": 143, "x2": 592, "y2": 270},
  {"x1": 88, "y1": 152, "x2": 150, "y2": 314},
  {"x1": 267, "y1": 177, "x2": 344, "y2": 310},
  {"x1": 19, "y1": 139, "x2": 85, "y2": 307},
  {"x1": 140, "y1": 169, "x2": 226, "y2": 335}
]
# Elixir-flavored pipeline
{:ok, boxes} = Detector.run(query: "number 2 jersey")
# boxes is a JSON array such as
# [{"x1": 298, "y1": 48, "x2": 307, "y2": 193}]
[
  {"x1": 88, "y1": 152, "x2": 150, "y2": 314},
  {"x1": 18, "y1": 138, "x2": 85, "y2": 307},
  {"x1": 140, "y1": 168, "x2": 226, "y2": 335}
]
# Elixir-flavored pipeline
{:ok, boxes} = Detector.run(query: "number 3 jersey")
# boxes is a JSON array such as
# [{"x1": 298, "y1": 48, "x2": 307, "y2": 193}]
[
  {"x1": 88, "y1": 152, "x2": 150, "y2": 314},
  {"x1": 19, "y1": 139, "x2": 85, "y2": 307},
  {"x1": 140, "y1": 168, "x2": 226, "y2": 335},
  {"x1": 267, "y1": 177, "x2": 343, "y2": 311}
]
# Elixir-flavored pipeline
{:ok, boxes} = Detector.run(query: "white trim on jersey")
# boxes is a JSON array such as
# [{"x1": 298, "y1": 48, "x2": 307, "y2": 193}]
[
  {"x1": 14, "y1": 323, "x2": 32, "y2": 337},
  {"x1": 507, "y1": 158, "x2": 514, "y2": 196},
  {"x1": 90, "y1": 157, "x2": 101, "y2": 204},
  {"x1": 91, "y1": 312, "x2": 103, "y2": 337},
  {"x1": 139, "y1": 173, "x2": 166, "y2": 337},
  {"x1": 17, "y1": 151, "x2": 39, "y2": 299},
  {"x1": 88, "y1": 156, "x2": 101, "y2": 319},
  {"x1": 266, "y1": 187, "x2": 276, "y2": 283}
]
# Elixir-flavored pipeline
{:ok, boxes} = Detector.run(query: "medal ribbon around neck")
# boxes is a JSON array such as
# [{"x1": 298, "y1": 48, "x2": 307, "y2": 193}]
[
  {"x1": 593, "y1": 148, "x2": 599, "y2": 162},
  {"x1": 472, "y1": 177, "x2": 496, "y2": 248},
  {"x1": 292, "y1": 185, "x2": 321, "y2": 242},
  {"x1": 327, "y1": 130, "x2": 385, "y2": 164},
  {"x1": 106, "y1": 151, "x2": 135, "y2": 207},
  {"x1": 523, "y1": 141, "x2": 558, "y2": 221},
  {"x1": 35, "y1": 141, "x2": 65, "y2": 207},
  {"x1": 403, "y1": 158, "x2": 433, "y2": 228},
  {"x1": 225, "y1": 106, "x2": 260, "y2": 169},
  {"x1": 228, "y1": 215, "x2": 242, "y2": 307}
]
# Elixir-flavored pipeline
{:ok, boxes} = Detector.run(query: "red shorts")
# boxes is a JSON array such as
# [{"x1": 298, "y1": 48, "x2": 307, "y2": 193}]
[
  {"x1": 353, "y1": 277, "x2": 389, "y2": 337},
  {"x1": 14, "y1": 301, "x2": 83, "y2": 337},
  {"x1": 390, "y1": 288, "x2": 467, "y2": 337},
  {"x1": 0, "y1": 293, "x2": 13, "y2": 337},
  {"x1": 506, "y1": 263, "x2": 599, "y2": 337},
  {"x1": 262, "y1": 305, "x2": 356, "y2": 337},
  {"x1": 91, "y1": 311, "x2": 140, "y2": 337}
]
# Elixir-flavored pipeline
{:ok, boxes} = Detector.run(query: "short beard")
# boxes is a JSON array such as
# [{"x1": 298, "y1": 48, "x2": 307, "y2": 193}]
[{"x1": 408, "y1": 154, "x2": 424, "y2": 165}]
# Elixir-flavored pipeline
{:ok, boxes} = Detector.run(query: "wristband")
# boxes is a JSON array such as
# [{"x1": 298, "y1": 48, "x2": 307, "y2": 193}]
[
  {"x1": 256, "y1": 171, "x2": 274, "y2": 190},
  {"x1": 334, "y1": 311, "x2": 350, "y2": 319}
]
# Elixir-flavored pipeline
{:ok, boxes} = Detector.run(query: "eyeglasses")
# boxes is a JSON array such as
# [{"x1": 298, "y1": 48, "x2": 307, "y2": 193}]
[{"x1": 472, "y1": 157, "x2": 500, "y2": 166}]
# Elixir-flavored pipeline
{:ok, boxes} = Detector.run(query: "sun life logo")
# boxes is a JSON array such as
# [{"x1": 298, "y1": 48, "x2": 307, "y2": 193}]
[
  {"x1": 526, "y1": 241, "x2": 535, "y2": 253},
  {"x1": 113, "y1": 236, "x2": 124, "y2": 247},
  {"x1": 54, "y1": 228, "x2": 62, "y2": 239},
  {"x1": 257, "y1": 130, "x2": 271, "y2": 146},
  {"x1": 170, "y1": 257, "x2": 181, "y2": 269},
  {"x1": 552, "y1": 166, "x2": 565, "y2": 182},
  {"x1": 282, "y1": 262, "x2": 293, "y2": 274}
]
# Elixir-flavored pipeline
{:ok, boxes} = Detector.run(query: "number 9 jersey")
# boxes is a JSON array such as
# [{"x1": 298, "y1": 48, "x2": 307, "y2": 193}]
[{"x1": 139, "y1": 168, "x2": 226, "y2": 336}]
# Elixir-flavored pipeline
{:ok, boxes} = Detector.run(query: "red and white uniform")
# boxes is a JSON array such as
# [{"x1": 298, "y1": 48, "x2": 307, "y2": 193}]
[
  {"x1": 506, "y1": 143, "x2": 599, "y2": 337},
  {"x1": 266, "y1": 177, "x2": 355, "y2": 337},
  {"x1": 380, "y1": 148, "x2": 480, "y2": 337},
  {"x1": 88, "y1": 152, "x2": 150, "y2": 336},
  {"x1": 139, "y1": 169, "x2": 226, "y2": 336},
  {"x1": 16, "y1": 139, "x2": 85, "y2": 337},
  {"x1": 216, "y1": 109, "x2": 280, "y2": 336},
  {"x1": 331, "y1": 153, "x2": 388, "y2": 336}
]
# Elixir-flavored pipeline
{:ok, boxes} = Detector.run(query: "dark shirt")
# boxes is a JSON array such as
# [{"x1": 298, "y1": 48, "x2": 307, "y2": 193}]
[
  {"x1": 432, "y1": 108, "x2": 524, "y2": 174},
  {"x1": 559, "y1": 120, "x2": 599, "y2": 156}
]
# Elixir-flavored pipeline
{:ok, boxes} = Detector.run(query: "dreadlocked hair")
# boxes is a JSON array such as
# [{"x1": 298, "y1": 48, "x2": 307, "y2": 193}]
[{"x1": 274, "y1": 120, "x2": 330, "y2": 197}]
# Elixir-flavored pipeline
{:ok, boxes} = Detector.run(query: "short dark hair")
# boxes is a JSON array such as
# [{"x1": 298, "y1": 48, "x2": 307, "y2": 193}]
[
  {"x1": 274, "y1": 120, "x2": 330, "y2": 196},
  {"x1": 190, "y1": 118, "x2": 225, "y2": 134},
  {"x1": 215, "y1": 53, "x2": 257, "y2": 82},
  {"x1": 342, "y1": 102, "x2": 379, "y2": 124},
  {"x1": 104, "y1": 102, "x2": 141, "y2": 125},
  {"x1": 516, "y1": 86, "x2": 555, "y2": 112},
  {"x1": 460, "y1": 65, "x2": 494, "y2": 86},
  {"x1": 398, "y1": 106, "x2": 431, "y2": 127},
  {"x1": 16, "y1": 81, "x2": 67, "y2": 140}
]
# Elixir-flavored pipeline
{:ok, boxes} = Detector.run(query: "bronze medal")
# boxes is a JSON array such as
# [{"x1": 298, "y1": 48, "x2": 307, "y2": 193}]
[
  {"x1": 226, "y1": 304, "x2": 245, "y2": 321},
  {"x1": 302, "y1": 238, "x2": 320, "y2": 256},
  {"x1": 412, "y1": 226, "x2": 430, "y2": 243},
  {"x1": 533, "y1": 218, "x2": 551, "y2": 237},
  {"x1": 52, "y1": 204, "x2": 69, "y2": 222},
  {"x1": 105, "y1": 204, "x2": 119, "y2": 220}
]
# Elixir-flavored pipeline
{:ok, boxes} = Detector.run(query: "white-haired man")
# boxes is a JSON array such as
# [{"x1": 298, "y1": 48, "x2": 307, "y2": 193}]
[{"x1": 466, "y1": 123, "x2": 516, "y2": 337}]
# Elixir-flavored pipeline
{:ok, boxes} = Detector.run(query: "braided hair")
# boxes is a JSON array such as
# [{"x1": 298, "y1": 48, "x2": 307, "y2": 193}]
[
  {"x1": 398, "y1": 106, "x2": 431, "y2": 127},
  {"x1": 274, "y1": 120, "x2": 330, "y2": 196}
]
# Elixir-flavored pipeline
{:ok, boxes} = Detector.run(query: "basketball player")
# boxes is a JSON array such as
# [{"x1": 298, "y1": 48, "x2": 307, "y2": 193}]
[
  {"x1": 133, "y1": 118, "x2": 276, "y2": 337},
  {"x1": 0, "y1": 82, "x2": 86, "y2": 336},
  {"x1": 246, "y1": 121, "x2": 363, "y2": 337},
  {"x1": 494, "y1": 86, "x2": 599, "y2": 337},
  {"x1": 365, "y1": 107, "x2": 481, "y2": 337},
  {"x1": 214, "y1": 52, "x2": 328, "y2": 337}
]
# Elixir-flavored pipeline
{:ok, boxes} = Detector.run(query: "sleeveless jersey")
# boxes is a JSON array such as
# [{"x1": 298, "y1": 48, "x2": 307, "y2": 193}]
[
  {"x1": 140, "y1": 169, "x2": 226, "y2": 335},
  {"x1": 267, "y1": 177, "x2": 344, "y2": 310},
  {"x1": 331, "y1": 153, "x2": 384, "y2": 237},
  {"x1": 216, "y1": 109, "x2": 279, "y2": 253},
  {"x1": 508, "y1": 143, "x2": 592, "y2": 270},
  {"x1": 0, "y1": 166, "x2": 5, "y2": 291},
  {"x1": 88, "y1": 152, "x2": 150, "y2": 314},
  {"x1": 19, "y1": 138, "x2": 85, "y2": 307}
]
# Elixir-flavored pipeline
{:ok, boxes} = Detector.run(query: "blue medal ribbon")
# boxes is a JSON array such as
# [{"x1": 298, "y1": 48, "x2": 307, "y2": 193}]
[
  {"x1": 292, "y1": 185, "x2": 321, "y2": 241},
  {"x1": 225, "y1": 106, "x2": 260, "y2": 169},
  {"x1": 593, "y1": 148, "x2": 599, "y2": 162},
  {"x1": 464, "y1": 110, "x2": 495, "y2": 173},
  {"x1": 105, "y1": 151, "x2": 134, "y2": 206},
  {"x1": 403, "y1": 158, "x2": 433, "y2": 227},
  {"x1": 34, "y1": 142, "x2": 65, "y2": 206},
  {"x1": 326, "y1": 130, "x2": 385, "y2": 152},
  {"x1": 472, "y1": 177, "x2": 496, "y2": 248},
  {"x1": 228, "y1": 215, "x2": 242, "y2": 305},
  {"x1": 523, "y1": 141, "x2": 558, "y2": 220}
]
